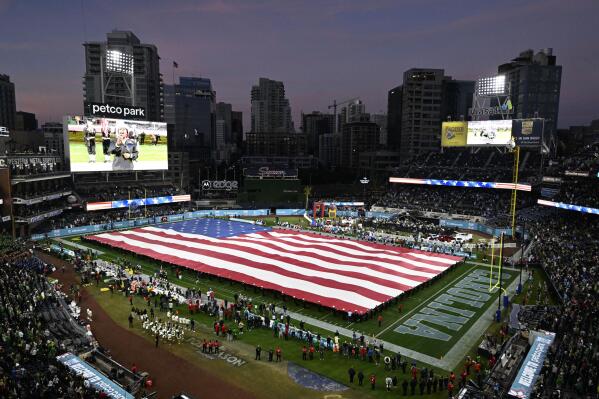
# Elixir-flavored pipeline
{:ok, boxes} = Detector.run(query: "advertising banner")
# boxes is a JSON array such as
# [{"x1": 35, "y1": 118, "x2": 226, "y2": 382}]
[
  {"x1": 275, "y1": 209, "x2": 305, "y2": 216},
  {"x1": 57, "y1": 353, "x2": 134, "y2": 399},
  {"x1": 508, "y1": 332, "x2": 555, "y2": 398},
  {"x1": 84, "y1": 102, "x2": 146, "y2": 120},
  {"x1": 466, "y1": 120, "x2": 513, "y2": 146},
  {"x1": 439, "y1": 219, "x2": 514, "y2": 237},
  {"x1": 86, "y1": 195, "x2": 191, "y2": 211},
  {"x1": 389, "y1": 177, "x2": 531, "y2": 192},
  {"x1": 65, "y1": 115, "x2": 168, "y2": 172},
  {"x1": 537, "y1": 199, "x2": 599, "y2": 215},
  {"x1": 441, "y1": 121, "x2": 468, "y2": 147},
  {"x1": 512, "y1": 119, "x2": 543, "y2": 147},
  {"x1": 244, "y1": 166, "x2": 298, "y2": 178},
  {"x1": 201, "y1": 180, "x2": 238, "y2": 191}
]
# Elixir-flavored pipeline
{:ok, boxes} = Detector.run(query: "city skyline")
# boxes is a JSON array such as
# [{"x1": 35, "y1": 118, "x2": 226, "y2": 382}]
[{"x1": 1, "y1": 0, "x2": 598, "y2": 129}]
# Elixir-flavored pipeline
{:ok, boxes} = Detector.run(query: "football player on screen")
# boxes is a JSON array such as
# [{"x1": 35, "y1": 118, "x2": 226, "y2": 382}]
[
  {"x1": 83, "y1": 120, "x2": 96, "y2": 163},
  {"x1": 109, "y1": 126, "x2": 139, "y2": 170},
  {"x1": 100, "y1": 118, "x2": 112, "y2": 163}
]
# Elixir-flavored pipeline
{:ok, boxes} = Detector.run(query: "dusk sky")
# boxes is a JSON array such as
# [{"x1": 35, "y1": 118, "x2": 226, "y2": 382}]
[{"x1": 1, "y1": 0, "x2": 598, "y2": 129}]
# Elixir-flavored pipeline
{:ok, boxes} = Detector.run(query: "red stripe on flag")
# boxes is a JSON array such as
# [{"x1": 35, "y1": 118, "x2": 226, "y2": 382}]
[{"x1": 88, "y1": 234, "x2": 372, "y2": 313}]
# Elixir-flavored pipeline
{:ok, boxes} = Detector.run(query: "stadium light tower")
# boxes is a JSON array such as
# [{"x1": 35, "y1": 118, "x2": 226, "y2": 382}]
[
  {"x1": 101, "y1": 47, "x2": 135, "y2": 105},
  {"x1": 469, "y1": 75, "x2": 513, "y2": 121}
]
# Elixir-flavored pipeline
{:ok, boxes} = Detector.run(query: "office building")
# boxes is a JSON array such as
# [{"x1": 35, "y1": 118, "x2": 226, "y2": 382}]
[
  {"x1": 164, "y1": 77, "x2": 215, "y2": 158},
  {"x1": 231, "y1": 111, "x2": 243, "y2": 151},
  {"x1": 83, "y1": 30, "x2": 163, "y2": 121},
  {"x1": 319, "y1": 133, "x2": 341, "y2": 168},
  {"x1": 42, "y1": 122, "x2": 64, "y2": 156},
  {"x1": 498, "y1": 48, "x2": 562, "y2": 135},
  {"x1": 301, "y1": 111, "x2": 335, "y2": 156},
  {"x1": 215, "y1": 102, "x2": 233, "y2": 145},
  {"x1": 338, "y1": 100, "x2": 369, "y2": 133},
  {"x1": 245, "y1": 132, "x2": 307, "y2": 157},
  {"x1": 387, "y1": 86, "x2": 403, "y2": 150},
  {"x1": 442, "y1": 81, "x2": 474, "y2": 122},
  {"x1": 340, "y1": 121, "x2": 379, "y2": 168},
  {"x1": 15, "y1": 111, "x2": 38, "y2": 131},
  {"x1": 251, "y1": 78, "x2": 293, "y2": 133},
  {"x1": 387, "y1": 68, "x2": 474, "y2": 160},
  {"x1": 370, "y1": 113, "x2": 388, "y2": 145},
  {"x1": 0, "y1": 74, "x2": 16, "y2": 129}
]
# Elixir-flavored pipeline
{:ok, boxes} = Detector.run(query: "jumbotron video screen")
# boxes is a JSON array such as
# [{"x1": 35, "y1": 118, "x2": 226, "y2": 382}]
[{"x1": 65, "y1": 115, "x2": 168, "y2": 172}]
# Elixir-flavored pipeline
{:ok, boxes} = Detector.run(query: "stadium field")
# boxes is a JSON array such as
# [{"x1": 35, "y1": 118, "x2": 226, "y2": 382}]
[
  {"x1": 48, "y1": 241, "x2": 538, "y2": 399},
  {"x1": 63, "y1": 226, "x2": 520, "y2": 368}
]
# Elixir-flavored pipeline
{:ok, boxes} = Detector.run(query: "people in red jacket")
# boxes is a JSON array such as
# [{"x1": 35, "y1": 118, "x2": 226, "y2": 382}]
[{"x1": 370, "y1": 374, "x2": 376, "y2": 390}]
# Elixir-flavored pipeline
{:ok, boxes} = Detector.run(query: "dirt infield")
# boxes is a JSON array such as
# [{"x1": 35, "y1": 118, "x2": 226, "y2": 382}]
[{"x1": 37, "y1": 251, "x2": 255, "y2": 399}]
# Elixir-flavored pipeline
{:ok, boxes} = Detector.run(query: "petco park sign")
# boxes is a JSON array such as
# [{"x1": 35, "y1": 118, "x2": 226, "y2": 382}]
[
  {"x1": 85, "y1": 102, "x2": 146, "y2": 120},
  {"x1": 202, "y1": 180, "x2": 238, "y2": 191}
]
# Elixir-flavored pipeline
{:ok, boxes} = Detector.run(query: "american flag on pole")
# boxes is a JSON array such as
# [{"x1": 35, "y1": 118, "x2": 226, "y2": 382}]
[{"x1": 87, "y1": 219, "x2": 462, "y2": 314}]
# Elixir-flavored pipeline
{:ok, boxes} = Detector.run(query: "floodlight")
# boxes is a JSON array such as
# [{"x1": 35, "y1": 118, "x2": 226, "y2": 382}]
[
  {"x1": 105, "y1": 49, "x2": 134, "y2": 75},
  {"x1": 476, "y1": 75, "x2": 507, "y2": 96}
]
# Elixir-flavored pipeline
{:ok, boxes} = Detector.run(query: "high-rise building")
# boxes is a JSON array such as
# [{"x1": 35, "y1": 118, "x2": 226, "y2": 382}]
[
  {"x1": 215, "y1": 102, "x2": 233, "y2": 145},
  {"x1": 319, "y1": 133, "x2": 341, "y2": 168},
  {"x1": 83, "y1": 30, "x2": 163, "y2": 121},
  {"x1": 231, "y1": 111, "x2": 243, "y2": 151},
  {"x1": 42, "y1": 122, "x2": 64, "y2": 156},
  {"x1": 498, "y1": 48, "x2": 562, "y2": 136},
  {"x1": 370, "y1": 113, "x2": 388, "y2": 145},
  {"x1": 0, "y1": 74, "x2": 16, "y2": 129},
  {"x1": 338, "y1": 100, "x2": 369, "y2": 133},
  {"x1": 340, "y1": 121, "x2": 380, "y2": 169},
  {"x1": 251, "y1": 78, "x2": 293, "y2": 133},
  {"x1": 346, "y1": 100, "x2": 368, "y2": 123},
  {"x1": 164, "y1": 77, "x2": 215, "y2": 158},
  {"x1": 442, "y1": 81, "x2": 474, "y2": 122},
  {"x1": 386, "y1": 86, "x2": 402, "y2": 150},
  {"x1": 15, "y1": 111, "x2": 38, "y2": 131},
  {"x1": 245, "y1": 132, "x2": 307, "y2": 157},
  {"x1": 387, "y1": 68, "x2": 474, "y2": 160},
  {"x1": 301, "y1": 111, "x2": 335, "y2": 156}
]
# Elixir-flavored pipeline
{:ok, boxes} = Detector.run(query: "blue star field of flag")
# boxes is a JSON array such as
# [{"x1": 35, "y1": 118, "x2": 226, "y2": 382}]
[{"x1": 157, "y1": 218, "x2": 272, "y2": 238}]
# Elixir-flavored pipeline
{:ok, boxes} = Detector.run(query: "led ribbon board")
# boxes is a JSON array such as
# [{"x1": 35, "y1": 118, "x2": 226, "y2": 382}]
[
  {"x1": 537, "y1": 199, "x2": 599, "y2": 215},
  {"x1": 86, "y1": 194, "x2": 191, "y2": 211},
  {"x1": 389, "y1": 177, "x2": 532, "y2": 192}
]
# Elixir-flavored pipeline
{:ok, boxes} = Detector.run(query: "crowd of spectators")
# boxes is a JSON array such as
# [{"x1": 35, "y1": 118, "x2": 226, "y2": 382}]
[
  {"x1": 491, "y1": 196, "x2": 599, "y2": 397},
  {"x1": 76, "y1": 183, "x2": 183, "y2": 203},
  {"x1": 33, "y1": 203, "x2": 196, "y2": 234},
  {"x1": 375, "y1": 186, "x2": 534, "y2": 223},
  {"x1": 389, "y1": 148, "x2": 542, "y2": 183},
  {"x1": 0, "y1": 249, "x2": 97, "y2": 398},
  {"x1": 10, "y1": 179, "x2": 72, "y2": 200}
]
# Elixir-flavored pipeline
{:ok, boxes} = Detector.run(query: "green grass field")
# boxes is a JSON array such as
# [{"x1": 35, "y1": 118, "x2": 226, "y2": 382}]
[
  {"x1": 63, "y1": 234, "x2": 517, "y2": 359},
  {"x1": 68, "y1": 132, "x2": 167, "y2": 164},
  {"x1": 55, "y1": 232, "x2": 553, "y2": 398}
]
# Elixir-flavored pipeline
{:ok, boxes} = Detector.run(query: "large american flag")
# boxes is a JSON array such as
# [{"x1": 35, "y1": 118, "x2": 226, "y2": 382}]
[{"x1": 87, "y1": 219, "x2": 462, "y2": 314}]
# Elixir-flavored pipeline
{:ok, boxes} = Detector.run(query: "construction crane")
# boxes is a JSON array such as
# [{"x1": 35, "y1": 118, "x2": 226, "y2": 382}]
[{"x1": 328, "y1": 97, "x2": 360, "y2": 134}]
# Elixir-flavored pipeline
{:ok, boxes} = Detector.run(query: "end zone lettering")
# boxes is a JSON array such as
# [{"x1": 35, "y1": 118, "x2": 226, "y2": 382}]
[{"x1": 86, "y1": 102, "x2": 146, "y2": 119}]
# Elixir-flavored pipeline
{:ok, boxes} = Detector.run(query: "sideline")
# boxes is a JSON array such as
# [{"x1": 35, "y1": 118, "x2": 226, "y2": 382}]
[
  {"x1": 56, "y1": 239, "x2": 519, "y2": 370},
  {"x1": 54, "y1": 238, "x2": 105, "y2": 255}
]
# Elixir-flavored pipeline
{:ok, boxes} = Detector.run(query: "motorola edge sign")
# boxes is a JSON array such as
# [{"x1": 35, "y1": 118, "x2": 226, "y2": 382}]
[
  {"x1": 85, "y1": 102, "x2": 146, "y2": 120},
  {"x1": 202, "y1": 180, "x2": 238, "y2": 191}
]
